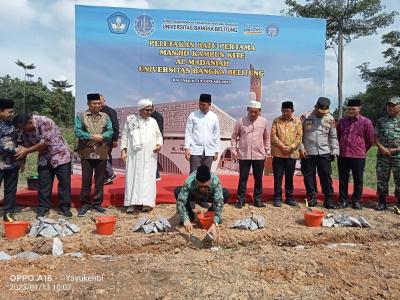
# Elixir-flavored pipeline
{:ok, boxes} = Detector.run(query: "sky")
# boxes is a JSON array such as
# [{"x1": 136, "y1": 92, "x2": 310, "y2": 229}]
[{"x1": 0, "y1": 0, "x2": 399, "y2": 112}]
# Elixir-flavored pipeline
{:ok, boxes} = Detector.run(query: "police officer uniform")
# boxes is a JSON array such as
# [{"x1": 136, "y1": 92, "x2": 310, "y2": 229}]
[
  {"x1": 300, "y1": 97, "x2": 339, "y2": 208},
  {"x1": 375, "y1": 96, "x2": 400, "y2": 210}
]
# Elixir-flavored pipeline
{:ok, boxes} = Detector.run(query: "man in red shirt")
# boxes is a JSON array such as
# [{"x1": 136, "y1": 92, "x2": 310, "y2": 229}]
[{"x1": 336, "y1": 99, "x2": 374, "y2": 209}]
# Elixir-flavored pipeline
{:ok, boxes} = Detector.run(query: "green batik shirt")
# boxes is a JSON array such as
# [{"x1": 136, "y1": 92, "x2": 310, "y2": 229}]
[
  {"x1": 176, "y1": 171, "x2": 224, "y2": 224},
  {"x1": 375, "y1": 115, "x2": 400, "y2": 156}
]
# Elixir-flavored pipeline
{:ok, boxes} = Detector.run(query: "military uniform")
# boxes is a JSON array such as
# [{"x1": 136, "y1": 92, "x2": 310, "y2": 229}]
[
  {"x1": 300, "y1": 97, "x2": 339, "y2": 208},
  {"x1": 375, "y1": 97, "x2": 400, "y2": 209}
]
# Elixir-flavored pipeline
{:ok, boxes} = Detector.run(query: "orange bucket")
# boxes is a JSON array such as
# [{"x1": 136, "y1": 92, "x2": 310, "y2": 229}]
[
  {"x1": 95, "y1": 216, "x2": 116, "y2": 235},
  {"x1": 4, "y1": 221, "x2": 31, "y2": 239},
  {"x1": 197, "y1": 211, "x2": 215, "y2": 230},
  {"x1": 304, "y1": 209, "x2": 325, "y2": 227}
]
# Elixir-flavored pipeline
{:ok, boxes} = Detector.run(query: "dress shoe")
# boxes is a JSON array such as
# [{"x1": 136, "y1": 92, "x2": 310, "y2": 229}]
[
  {"x1": 352, "y1": 201, "x2": 362, "y2": 210},
  {"x1": 60, "y1": 207, "x2": 73, "y2": 217},
  {"x1": 336, "y1": 200, "x2": 348, "y2": 209},
  {"x1": 375, "y1": 197, "x2": 387, "y2": 211},
  {"x1": 254, "y1": 200, "x2": 266, "y2": 208},
  {"x1": 142, "y1": 206, "x2": 153, "y2": 212},
  {"x1": 3, "y1": 213, "x2": 16, "y2": 222},
  {"x1": 308, "y1": 198, "x2": 318, "y2": 207},
  {"x1": 235, "y1": 200, "x2": 245, "y2": 209},
  {"x1": 273, "y1": 199, "x2": 282, "y2": 207},
  {"x1": 323, "y1": 198, "x2": 335, "y2": 209},
  {"x1": 36, "y1": 209, "x2": 50, "y2": 219},
  {"x1": 93, "y1": 205, "x2": 107, "y2": 213},
  {"x1": 78, "y1": 205, "x2": 91, "y2": 217},
  {"x1": 126, "y1": 205, "x2": 135, "y2": 214},
  {"x1": 285, "y1": 198, "x2": 299, "y2": 207},
  {"x1": 104, "y1": 174, "x2": 116, "y2": 185}
]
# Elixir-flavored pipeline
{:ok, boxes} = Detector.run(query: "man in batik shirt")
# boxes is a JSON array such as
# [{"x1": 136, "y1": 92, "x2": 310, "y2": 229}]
[{"x1": 14, "y1": 113, "x2": 72, "y2": 219}]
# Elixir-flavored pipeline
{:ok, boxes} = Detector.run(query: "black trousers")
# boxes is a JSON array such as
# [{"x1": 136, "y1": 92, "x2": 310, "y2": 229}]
[
  {"x1": 237, "y1": 160, "x2": 265, "y2": 203},
  {"x1": 80, "y1": 159, "x2": 106, "y2": 206},
  {"x1": 174, "y1": 186, "x2": 230, "y2": 222},
  {"x1": 300, "y1": 160, "x2": 318, "y2": 193},
  {"x1": 301, "y1": 154, "x2": 333, "y2": 199},
  {"x1": 0, "y1": 168, "x2": 19, "y2": 216},
  {"x1": 104, "y1": 145, "x2": 114, "y2": 179},
  {"x1": 272, "y1": 157, "x2": 297, "y2": 200},
  {"x1": 38, "y1": 162, "x2": 71, "y2": 212},
  {"x1": 338, "y1": 156, "x2": 365, "y2": 203}
]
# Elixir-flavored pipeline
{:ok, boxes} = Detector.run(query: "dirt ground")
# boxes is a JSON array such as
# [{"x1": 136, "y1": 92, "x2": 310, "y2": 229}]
[{"x1": 1, "y1": 201, "x2": 400, "y2": 300}]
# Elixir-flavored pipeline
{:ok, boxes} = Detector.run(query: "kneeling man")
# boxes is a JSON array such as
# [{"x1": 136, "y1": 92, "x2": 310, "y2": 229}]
[{"x1": 175, "y1": 165, "x2": 229, "y2": 239}]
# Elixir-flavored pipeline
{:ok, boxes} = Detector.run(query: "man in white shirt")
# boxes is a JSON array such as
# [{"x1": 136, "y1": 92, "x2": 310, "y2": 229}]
[{"x1": 184, "y1": 94, "x2": 220, "y2": 174}]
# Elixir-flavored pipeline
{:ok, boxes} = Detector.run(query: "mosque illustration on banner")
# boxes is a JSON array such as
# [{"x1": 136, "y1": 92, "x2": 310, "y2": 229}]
[{"x1": 111, "y1": 64, "x2": 273, "y2": 175}]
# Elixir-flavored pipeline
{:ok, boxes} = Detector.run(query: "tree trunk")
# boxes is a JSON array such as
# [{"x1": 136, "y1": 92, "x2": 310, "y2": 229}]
[
  {"x1": 23, "y1": 69, "x2": 27, "y2": 113},
  {"x1": 337, "y1": 29, "x2": 344, "y2": 119}
]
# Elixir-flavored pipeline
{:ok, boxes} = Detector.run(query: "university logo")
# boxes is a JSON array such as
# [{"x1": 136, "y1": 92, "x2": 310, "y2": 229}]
[
  {"x1": 107, "y1": 12, "x2": 130, "y2": 34},
  {"x1": 134, "y1": 14, "x2": 155, "y2": 37},
  {"x1": 243, "y1": 24, "x2": 265, "y2": 35},
  {"x1": 266, "y1": 24, "x2": 279, "y2": 38}
]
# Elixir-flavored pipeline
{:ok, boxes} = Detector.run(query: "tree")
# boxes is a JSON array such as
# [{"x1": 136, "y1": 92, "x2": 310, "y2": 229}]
[
  {"x1": 49, "y1": 79, "x2": 73, "y2": 90},
  {"x1": 353, "y1": 30, "x2": 400, "y2": 123},
  {"x1": 0, "y1": 74, "x2": 75, "y2": 127},
  {"x1": 26, "y1": 73, "x2": 34, "y2": 82},
  {"x1": 15, "y1": 59, "x2": 36, "y2": 112},
  {"x1": 284, "y1": 0, "x2": 397, "y2": 118},
  {"x1": 49, "y1": 79, "x2": 75, "y2": 126}
]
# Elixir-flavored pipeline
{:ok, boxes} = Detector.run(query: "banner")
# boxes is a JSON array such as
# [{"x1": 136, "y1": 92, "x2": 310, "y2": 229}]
[{"x1": 75, "y1": 5, "x2": 326, "y2": 174}]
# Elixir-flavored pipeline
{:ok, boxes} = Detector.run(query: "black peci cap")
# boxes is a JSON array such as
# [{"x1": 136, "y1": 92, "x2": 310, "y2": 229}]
[{"x1": 199, "y1": 93, "x2": 211, "y2": 103}]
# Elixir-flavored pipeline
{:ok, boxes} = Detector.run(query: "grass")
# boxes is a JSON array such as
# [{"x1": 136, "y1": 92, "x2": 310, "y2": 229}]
[{"x1": 332, "y1": 146, "x2": 395, "y2": 192}]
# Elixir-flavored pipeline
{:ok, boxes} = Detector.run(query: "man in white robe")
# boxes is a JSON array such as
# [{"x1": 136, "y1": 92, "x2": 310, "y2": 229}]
[{"x1": 120, "y1": 99, "x2": 163, "y2": 213}]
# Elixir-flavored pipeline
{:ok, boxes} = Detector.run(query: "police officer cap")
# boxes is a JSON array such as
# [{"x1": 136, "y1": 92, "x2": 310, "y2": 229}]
[
  {"x1": 347, "y1": 99, "x2": 362, "y2": 107},
  {"x1": 196, "y1": 165, "x2": 211, "y2": 182},
  {"x1": 281, "y1": 101, "x2": 294, "y2": 109},
  {"x1": 87, "y1": 93, "x2": 101, "y2": 101},
  {"x1": 316, "y1": 97, "x2": 330, "y2": 113},
  {"x1": 387, "y1": 96, "x2": 400, "y2": 105},
  {"x1": 199, "y1": 93, "x2": 211, "y2": 103},
  {"x1": 0, "y1": 98, "x2": 14, "y2": 109}
]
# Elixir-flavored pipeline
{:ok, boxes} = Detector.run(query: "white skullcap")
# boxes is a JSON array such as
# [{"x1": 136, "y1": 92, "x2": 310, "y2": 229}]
[
  {"x1": 248, "y1": 92, "x2": 261, "y2": 109},
  {"x1": 248, "y1": 101, "x2": 261, "y2": 109},
  {"x1": 137, "y1": 98, "x2": 152, "y2": 111}
]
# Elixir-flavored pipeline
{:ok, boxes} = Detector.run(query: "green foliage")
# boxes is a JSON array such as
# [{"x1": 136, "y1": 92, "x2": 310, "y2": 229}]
[
  {"x1": 284, "y1": 0, "x2": 398, "y2": 48},
  {"x1": 284, "y1": 0, "x2": 398, "y2": 119},
  {"x1": 0, "y1": 75, "x2": 75, "y2": 127},
  {"x1": 349, "y1": 30, "x2": 400, "y2": 124},
  {"x1": 60, "y1": 128, "x2": 76, "y2": 151},
  {"x1": 23, "y1": 153, "x2": 39, "y2": 178}
]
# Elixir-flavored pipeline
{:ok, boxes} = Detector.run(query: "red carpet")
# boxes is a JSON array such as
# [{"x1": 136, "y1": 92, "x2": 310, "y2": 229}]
[{"x1": 14, "y1": 174, "x2": 396, "y2": 208}]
